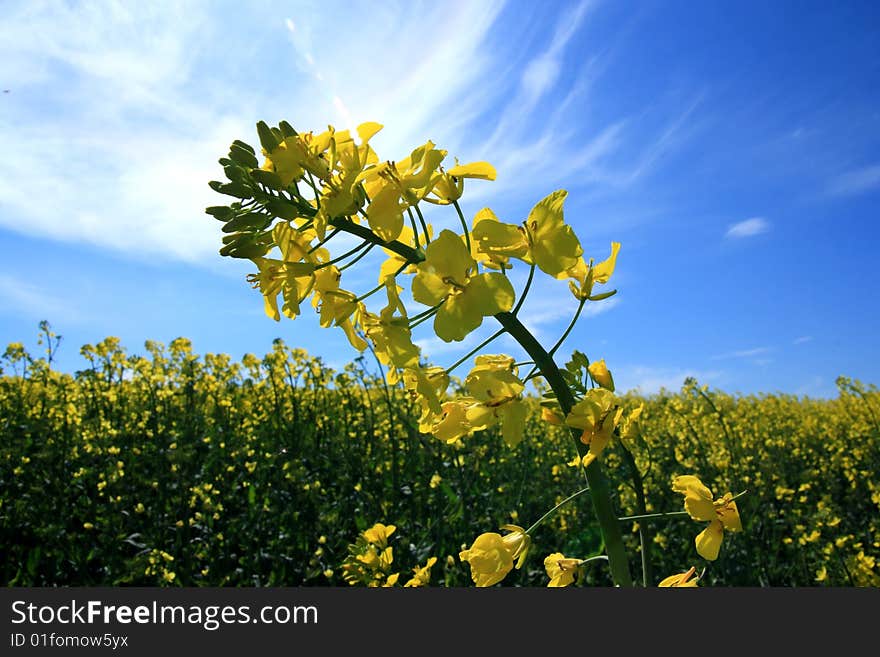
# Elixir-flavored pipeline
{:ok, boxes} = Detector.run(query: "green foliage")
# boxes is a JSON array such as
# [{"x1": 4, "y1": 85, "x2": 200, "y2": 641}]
[{"x1": 1, "y1": 331, "x2": 878, "y2": 586}]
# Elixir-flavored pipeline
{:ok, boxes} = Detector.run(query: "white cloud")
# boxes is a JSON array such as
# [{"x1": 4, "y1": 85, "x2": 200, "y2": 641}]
[
  {"x1": 725, "y1": 217, "x2": 769, "y2": 239},
  {"x1": 710, "y1": 346, "x2": 772, "y2": 360},
  {"x1": 826, "y1": 164, "x2": 880, "y2": 197},
  {"x1": 0, "y1": 0, "x2": 702, "y2": 268},
  {"x1": 793, "y1": 335, "x2": 812, "y2": 345}
]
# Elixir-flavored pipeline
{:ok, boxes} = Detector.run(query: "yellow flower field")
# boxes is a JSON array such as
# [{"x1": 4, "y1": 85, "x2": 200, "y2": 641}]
[{"x1": 2, "y1": 331, "x2": 877, "y2": 586}]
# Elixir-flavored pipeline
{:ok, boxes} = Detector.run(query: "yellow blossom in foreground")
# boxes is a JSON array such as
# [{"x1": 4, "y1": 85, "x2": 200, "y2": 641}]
[
  {"x1": 587, "y1": 359, "x2": 615, "y2": 391},
  {"x1": 412, "y1": 230, "x2": 515, "y2": 342},
  {"x1": 404, "y1": 556, "x2": 438, "y2": 587},
  {"x1": 672, "y1": 475, "x2": 742, "y2": 561},
  {"x1": 471, "y1": 207, "x2": 529, "y2": 270},
  {"x1": 658, "y1": 566, "x2": 699, "y2": 587},
  {"x1": 564, "y1": 388, "x2": 623, "y2": 467},
  {"x1": 363, "y1": 523, "x2": 396, "y2": 548},
  {"x1": 459, "y1": 525, "x2": 531, "y2": 587},
  {"x1": 544, "y1": 553, "x2": 581, "y2": 587},
  {"x1": 524, "y1": 190, "x2": 583, "y2": 278},
  {"x1": 425, "y1": 161, "x2": 497, "y2": 205},
  {"x1": 464, "y1": 355, "x2": 528, "y2": 447},
  {"x1": 567, "y1": 242, "x2": 621, "y2": 301}
]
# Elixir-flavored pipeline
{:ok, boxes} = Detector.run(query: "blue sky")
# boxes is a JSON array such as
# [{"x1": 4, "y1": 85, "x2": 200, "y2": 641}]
[{"x1": 1, "y1": 0, "x2": 878, "y2": 397}]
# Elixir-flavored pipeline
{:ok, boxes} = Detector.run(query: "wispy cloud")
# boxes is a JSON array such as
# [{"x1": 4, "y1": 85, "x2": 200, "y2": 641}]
[
  {"x1": 0, "y1": 0, "x2": 704, "y2": 268},
  {"x1": 725, "y1": 217, "x2": 770, "y2": 239},
  {"x1": 710, "y1": 346, "x2": 772, "y2": 361},
  {"x1": 826, "y1": 164, "x2": 880, "y2": 197},
  {"x1": 615, "y1": 365, "x2": 723, "y2": 395},
  {"x1": 0, "y1": 274, "x2": 89, "y2": 323},
  {"x1": 793, "y1": 335, "x2": 813, "y2": 345}
]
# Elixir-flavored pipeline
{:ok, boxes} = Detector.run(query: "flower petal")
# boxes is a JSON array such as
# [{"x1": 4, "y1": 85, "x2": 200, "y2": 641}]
[{"x1": 695, "y1": 520, "x2": 724, "y2": 561}]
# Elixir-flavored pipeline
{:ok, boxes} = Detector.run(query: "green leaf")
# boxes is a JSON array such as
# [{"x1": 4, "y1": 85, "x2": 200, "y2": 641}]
[
  {"x1": 572, "y1": 350, "x2": 590, "y2": 371},
  {"x1": 205, "y1": 206, "x2": 233, "y2": 221},
  {"x1": 229, "y1": 143, "x2": 259, "y2": 169},
  {"x1": 222, "y1": 212, "x2": 272, "y2": 233},
  {"x1": 266, "y1": 199, "x2": 301, "y2": 221},
  {"x1": 278, "y1": 121, "x2": 297, "y2": 138},
  {"x1": 232, "y1": 139, "x2": 256, "y2": 155},
  {"x1": 219, "y1": 233, "x2": 272, "y2": 259},
  {"x1": 256, "y1": 120, "x2": 279, "y2": 153},
  {"x1": 215, "y1": 182, "x2": 253, "y2": 199},
  {"x1": 250, "y1": 169, "x2": 283, "y2": 191},
  {"x1": 223, "y1": 164, "x2": 245, "y2": 182}
]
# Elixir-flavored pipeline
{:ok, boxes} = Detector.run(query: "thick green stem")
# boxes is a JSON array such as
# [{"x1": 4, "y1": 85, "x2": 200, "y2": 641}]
[
  {"x1": 620, "y1": 445, "x2": 653, "y2": 586},
  {"x1": 323, "y1": 218, "x2": 633, "y2": 586},
  {"x1": 494, "y1": 311, "x2": 633, "y2": 587}
]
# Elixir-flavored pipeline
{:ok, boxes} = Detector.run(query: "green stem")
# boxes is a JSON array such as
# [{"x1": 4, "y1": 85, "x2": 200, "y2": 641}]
[
  {"x1": 445, "y1": 328, "x2": 506, "y2": 376},
  {"x1": 409, "y1": 303, "x2": 443, "y2": 323},
  {"x1": 328, "y1": 218, "x2": 423, "y2": 264},
  {"x1": 620, "y1": 444, "x2": 653, "y2": 586},
  {"x1": 494, "y1": 311, "x2": 633, "y2": 587},
  {"x1": 406, "y1": 207, "x2": 421, "y2": 250},
  {"x1": 617, "y1": 511, "x2": 689, "y2": 522},
  {"x1": 452, "y1": 199, "x2": 471, "y2": 252},
  {"x1": 355, "y1": 281, "x2": 386, "y2": 304},
  {"x1": 309, "y1": 227, "x2": 342, "y2": 253},
  {"x1": 318, "y1": 217, "x2": 633, "y2": 586},
  {"x1": 512, "y1": 263, "x2": 535, "y2": 316},
  {"x1": 549, "y1": 297, "x2": 586, "y2": 357},
  {"x1": 413, "y1": 204, "x2": 431, "y2": 244},
  {"x1": 525, "y1": 486, "x2": 591, "y2": 535},
  {"x1": 316, "y1": 240, "x2": 370, "y2": 270},
  {"x1": 357, "y1": 260, "x2": 411, "y2": 303},
  {"x1": 338, "y1": 242, "x2": 376, "y2": 272},
  {"x1": 409, "y1": 307, "x2": 440, "y2": 330}
]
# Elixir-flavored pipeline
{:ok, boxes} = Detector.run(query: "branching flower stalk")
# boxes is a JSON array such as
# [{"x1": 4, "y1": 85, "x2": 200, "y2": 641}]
[{"x1": 206, "y1": 119, "x2": 744, "y2": 588}]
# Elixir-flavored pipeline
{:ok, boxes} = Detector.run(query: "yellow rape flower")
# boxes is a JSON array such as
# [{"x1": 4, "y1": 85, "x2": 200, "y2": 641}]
[
  {"x1": 464, "y1": 355, "x2": 528, "y2": 447},
  {"x1": 425, "y1": 161, "x2": 497, "y2": 205},
  {"x1": 524, "y1": 190, "x2": 583, "y2": 278},
  {"x1": 318, "y1": 122, "x2": 383, "y2": 220},
  {"x1": 247, "y1": 222, "x2": 324, "y2": 321},
  {"x1": 363, "y1": 523, "x2": 396, "y2": 548},
  {"x1": 587, "y1": 358, "x2": 615, "y2": 391},
  {"x1": 412, "y1": 230, "x2": 515, "y2": 342},
  {"x1": 356, "y1": 141, "x2": 447, "y2": 241},
  {"x1": 658, "y1": 566, "x2": 700, "y2": 587},
  {"x1": 672, "y1": 475, "x2": 742, "y2": 561},
  {"x1": 429, "y1": 400, "x2": 473, "y2": 444},
  {"x1": 311, "y1": 266, "x2": 367, "y2": 351},
  {"x1": 568, "y1": 242, "x2": 620, "y2": 301},
  {"x1": 403, "y1": 365, "x2": 449, "y2": 429},
  {"x1": 459, "y1": 525, "x2": 531, "y2": 587},
  {"x1": 404, "y1": 556, "x2": 438, "y2": 587},
  {"x1": 261, "y1": 124, "x2": 337, "y2": 186},
  {"x1": 360, "y1": 282, "x2": 420, "y2": 373},
  {"x1": 471, "y1": 208, "x2": 529, "y2": 271},
  {"x1": 565, "y1": 388, "x2": 623, "y2": 467},
  {"x1": 544, "y1": 553, "x2": 582, "y2": 587},
  {"x1": 619, "y1": 403, "x2": 644, "y2": 449}
]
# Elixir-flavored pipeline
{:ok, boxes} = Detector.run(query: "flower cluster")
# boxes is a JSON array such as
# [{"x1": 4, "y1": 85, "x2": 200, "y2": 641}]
[{"x1": 204, "y1": 119, "x2": 756, "y2": 589}]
